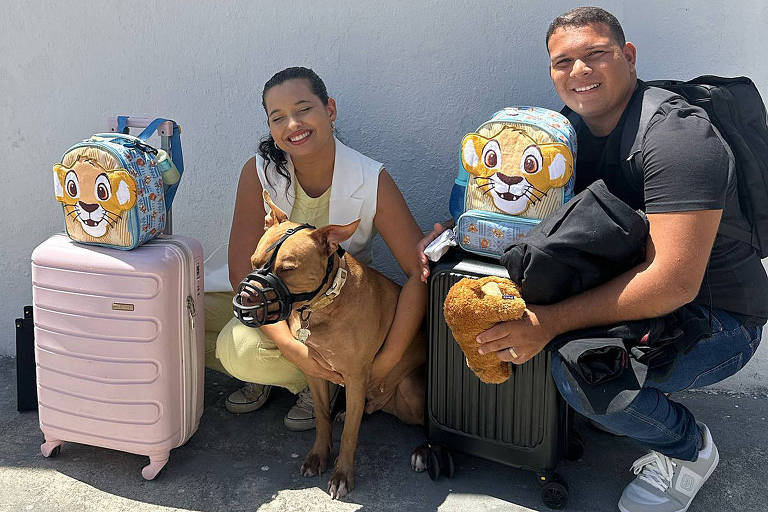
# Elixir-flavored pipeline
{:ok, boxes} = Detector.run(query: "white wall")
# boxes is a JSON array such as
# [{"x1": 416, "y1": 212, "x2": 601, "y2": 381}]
[{"x1": 3, "y1": 1, "x2": 767, "y2": 390}]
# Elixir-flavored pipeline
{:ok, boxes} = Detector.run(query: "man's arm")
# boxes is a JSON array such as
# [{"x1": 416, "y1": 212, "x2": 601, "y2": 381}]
[{"x1": 477, "y1": 209, "x2": 722, "y2": 363}]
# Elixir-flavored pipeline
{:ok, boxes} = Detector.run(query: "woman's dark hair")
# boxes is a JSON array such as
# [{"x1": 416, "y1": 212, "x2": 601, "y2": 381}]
[
  {"x1": 546, "y1": 7, "x2": 626, "y2": 48},
  {"x1": 257, "y1": 67, "x2": 330, "y2": 192}
]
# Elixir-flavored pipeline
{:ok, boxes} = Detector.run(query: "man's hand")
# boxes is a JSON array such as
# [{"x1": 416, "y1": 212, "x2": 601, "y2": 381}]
[
  {"x1": 417, "y1": 220, "x2": 454, "y2": 282},
  {"x1": 280, "y1": 338, "x2": 345, "y2": 385},
  {"x1": 476, "y1": 306, "x2": 556, "y2": 365}
]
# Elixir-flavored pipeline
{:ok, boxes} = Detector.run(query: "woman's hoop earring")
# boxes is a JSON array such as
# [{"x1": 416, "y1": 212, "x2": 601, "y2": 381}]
[{"x1": 331, "y1": 121, "x2": 336, "y2": 132}]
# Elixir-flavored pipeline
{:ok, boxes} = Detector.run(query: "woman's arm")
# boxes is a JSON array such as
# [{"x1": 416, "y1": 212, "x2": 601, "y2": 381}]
[
  {"x1": 369, "y1": 170, "x2": 427, "y2": 389},
  {"x1": 228, "y1": 157, "x2": 267, "y2": 290},
  {"x1": 260, "y1": 322, "x2": 344, "y2": 385}
]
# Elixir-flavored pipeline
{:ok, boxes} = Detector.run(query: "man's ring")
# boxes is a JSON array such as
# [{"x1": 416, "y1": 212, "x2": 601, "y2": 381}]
[{"x1": 508, "y1": 347, "x2": 518, "y2": 359}]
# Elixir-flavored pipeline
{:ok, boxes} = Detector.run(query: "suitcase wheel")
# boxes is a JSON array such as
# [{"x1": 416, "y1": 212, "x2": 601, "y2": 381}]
[
  {"x1": 539, "y1": 472, "x2": 569, "y2": 510},
  {"x1": 427, "y1": 444, "x2": 454, "y2": 481},
  {"x1": 142, "y1": 454, "x2": 169, "y2": 480},
  {"x1": 41, "y1": 441, "x2": 63, "y2": 458}
]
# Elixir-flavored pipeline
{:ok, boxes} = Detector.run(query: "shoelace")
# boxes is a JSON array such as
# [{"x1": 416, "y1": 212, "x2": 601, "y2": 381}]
[
  {"x1": 243, "y1": 382, "x2": 267, "y2": 400},
  {"x1": 631, "y1": 451, "x2": 677, "y2": 492},
  {"x1": 294, "y1": 388, "x2": 313, "y2": 411}
]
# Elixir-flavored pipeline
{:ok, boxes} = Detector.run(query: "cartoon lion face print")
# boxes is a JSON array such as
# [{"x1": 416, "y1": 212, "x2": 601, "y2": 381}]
[
  {"x1": 461, "y1": 126, "x2": 573, "y2": 216},
  {"x1": 53, "y1": 158, "x2": 137, "y2": 238}
]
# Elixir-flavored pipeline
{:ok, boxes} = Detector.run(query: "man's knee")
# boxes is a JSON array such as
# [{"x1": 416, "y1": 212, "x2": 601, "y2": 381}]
[{"x1": 550, "y1": 352, "x2": 596, "y2": 416}]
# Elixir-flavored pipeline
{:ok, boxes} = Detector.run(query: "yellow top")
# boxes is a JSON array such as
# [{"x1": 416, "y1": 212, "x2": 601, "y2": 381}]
[{"x1": 289, "y1": 181, "x2": 331, "y2": 227}]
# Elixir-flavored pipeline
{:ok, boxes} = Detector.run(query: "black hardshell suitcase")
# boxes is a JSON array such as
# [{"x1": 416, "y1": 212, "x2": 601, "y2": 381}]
[{"x1": 427, "y1": 255, "x2": 580, "y2": 509}]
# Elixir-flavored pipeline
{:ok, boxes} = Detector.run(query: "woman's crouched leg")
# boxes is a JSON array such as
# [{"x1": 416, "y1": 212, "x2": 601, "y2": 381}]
[{"x1": 215, "y1": 316, "x2": 307, "y2": 394}]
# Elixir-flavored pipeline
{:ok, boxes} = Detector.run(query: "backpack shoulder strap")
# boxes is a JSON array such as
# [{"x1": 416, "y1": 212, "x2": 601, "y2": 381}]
[{"x1": 620, "y1": 86, "x2": 681, "y2": 172}]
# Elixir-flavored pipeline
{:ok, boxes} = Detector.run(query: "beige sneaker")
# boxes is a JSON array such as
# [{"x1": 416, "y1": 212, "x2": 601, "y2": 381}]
[
  {"x1": 225, "y1": 382, "x2": 272, "y2": 414},
  {"x1": 284, "y1": 384, "x2": 341, "y2": 431}
]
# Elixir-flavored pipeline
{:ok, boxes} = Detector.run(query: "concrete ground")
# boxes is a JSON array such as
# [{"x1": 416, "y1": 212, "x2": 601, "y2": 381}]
[{"x1": 1, "y1": 356, "x2": 766, "y2": 512}]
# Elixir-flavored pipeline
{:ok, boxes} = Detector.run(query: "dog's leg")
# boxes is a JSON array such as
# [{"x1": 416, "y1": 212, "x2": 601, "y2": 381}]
[
  {"x1": 327, "y1": 370, "x2": 368, "y2": 500},
  {"x1": 300, "y1": 376, "x2": 332, "y2": 477}
]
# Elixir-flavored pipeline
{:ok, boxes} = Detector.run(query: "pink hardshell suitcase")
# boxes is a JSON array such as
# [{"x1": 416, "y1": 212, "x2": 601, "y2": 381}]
[{"x1": 31, "y1": 233, "x2": 204, "y2": 479}]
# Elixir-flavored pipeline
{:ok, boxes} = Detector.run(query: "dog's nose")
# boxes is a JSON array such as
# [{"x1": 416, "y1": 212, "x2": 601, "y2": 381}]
[
  {"x1": 79, "y1": 201, "x2": 99, "y2": 213},
  {"x1": 239, "y1": 289, "x2": 258, "y2": 307}
]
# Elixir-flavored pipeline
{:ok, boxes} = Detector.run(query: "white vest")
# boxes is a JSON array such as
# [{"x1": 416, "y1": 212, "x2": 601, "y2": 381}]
[{"x1": 256, "y1": 137, "x2": 383, "y2": 263}]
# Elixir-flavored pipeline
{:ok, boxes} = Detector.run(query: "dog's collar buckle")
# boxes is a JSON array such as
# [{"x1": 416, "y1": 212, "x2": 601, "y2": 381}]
[
  {"x1": 305, "y1": 258, "x2": 348, "y2": 313},
  {"x1": 326, "y1": 267, "x2": 348, "y2": 299}
]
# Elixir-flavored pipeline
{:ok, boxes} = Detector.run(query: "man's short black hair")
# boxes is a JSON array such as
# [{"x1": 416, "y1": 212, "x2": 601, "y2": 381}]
[{"x1": 546, "y1": 7, "x2": 626, "y2": 49}]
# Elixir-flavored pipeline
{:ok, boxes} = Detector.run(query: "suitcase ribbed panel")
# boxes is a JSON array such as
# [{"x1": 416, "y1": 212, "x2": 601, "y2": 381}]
[
  {"x1": 31, "y1": 234, "x2": 204, "y2": 460},
  {"x1": 427, "y1": 258, "x2": 563, "y2": 471}
]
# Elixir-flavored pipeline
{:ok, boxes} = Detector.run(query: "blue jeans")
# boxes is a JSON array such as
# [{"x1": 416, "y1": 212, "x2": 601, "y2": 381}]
[{"x1": 551, "y1": 306, "x2": 762, "y2": 461}]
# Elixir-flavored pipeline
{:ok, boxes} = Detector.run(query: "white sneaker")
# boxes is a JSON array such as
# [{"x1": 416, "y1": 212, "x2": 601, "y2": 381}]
[
  {"x1": 225, "y1": 382, "x2": 272, "y2": 414},
  {"x1": 618, "y1": 423, "x2": 719, "y2": 512},
  {"x1": 283, "y1": 384, "x2": 341, "y2": 431}
]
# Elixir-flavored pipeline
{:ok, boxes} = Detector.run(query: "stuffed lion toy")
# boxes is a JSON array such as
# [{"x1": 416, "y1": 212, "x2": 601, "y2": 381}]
[{"x1": 443, "y1": 276, "x2": 526, "y2": 384}]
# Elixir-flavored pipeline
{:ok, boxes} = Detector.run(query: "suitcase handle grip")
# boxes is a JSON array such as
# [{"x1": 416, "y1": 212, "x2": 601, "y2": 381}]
[{"x1": 109, "y1": 116, "x2": 178, "y2": 137}]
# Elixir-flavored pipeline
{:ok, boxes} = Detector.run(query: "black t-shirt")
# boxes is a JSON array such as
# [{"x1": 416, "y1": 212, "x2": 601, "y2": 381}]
[{"x1": 573, "y1": 82, "x2": 768, "y2": 325}]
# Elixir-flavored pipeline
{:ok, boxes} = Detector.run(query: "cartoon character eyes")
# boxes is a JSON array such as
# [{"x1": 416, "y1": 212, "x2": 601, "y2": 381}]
[
  {"x1": 94, "y1": 174, "x2": 112, "y2": 201},
  {"x1": 521, "y1": 146, "x2": 543, "y2": 174},
  {"x1": 65, "y1": 171, "x2": 80, "y2": 198},
  {"x1": 482, "y1": 140, "x2": 502, "y2": 170}
]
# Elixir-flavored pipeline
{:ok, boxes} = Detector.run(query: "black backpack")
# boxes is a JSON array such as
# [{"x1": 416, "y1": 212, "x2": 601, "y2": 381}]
[{"x1": 621, "y1": 76, "x2": 768, "y2": 257}]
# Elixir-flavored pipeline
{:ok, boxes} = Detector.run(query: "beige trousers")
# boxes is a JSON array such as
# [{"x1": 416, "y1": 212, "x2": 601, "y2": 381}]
[{"x1": 204, "y1": 292, "x2": 308, "y2": 393}]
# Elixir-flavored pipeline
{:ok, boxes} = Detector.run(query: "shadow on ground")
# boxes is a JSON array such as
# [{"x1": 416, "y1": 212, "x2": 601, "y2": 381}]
[{"x1": 1, "y1": 358, "x2": 766, "y2": 511}]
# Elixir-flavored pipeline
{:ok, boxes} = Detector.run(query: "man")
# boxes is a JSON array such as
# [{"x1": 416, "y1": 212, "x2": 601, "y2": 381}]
[{"x1": 419, "y1": 7, "x2": 766, "y2": 512}]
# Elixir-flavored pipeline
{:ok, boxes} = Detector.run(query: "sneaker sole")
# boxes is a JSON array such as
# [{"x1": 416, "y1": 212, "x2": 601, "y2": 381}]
[
  {"x1": 283, "y1": 386, "x2": 344, "y2": 431},
  {"x1": 617, "y1": 449, "x2": 720, "y2": 512},
  {"x1": 225, "y1": 399, "x2": 269, "y2": 414},
  {"x1": 283, "y1": 418, "x2": 316, "y2": 432}
]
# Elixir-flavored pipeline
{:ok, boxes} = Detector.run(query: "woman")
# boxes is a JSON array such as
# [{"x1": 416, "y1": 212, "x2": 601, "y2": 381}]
[{"x1": 205, "y1": 67, "x2": 426, "y2": 431}]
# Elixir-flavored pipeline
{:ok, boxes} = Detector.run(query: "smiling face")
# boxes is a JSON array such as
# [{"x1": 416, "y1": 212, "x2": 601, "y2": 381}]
[
  {"x1": 53, "y1": 158, "x2": 137, "y2": 239},
  {"x1": 548, "y1": 23, "x2": 637, "y2": 136},
  {"x1": 461, "y1": 126, "x2": 573, "y2": 216},
  {"x1": 263, "y1": 78, "x2": 337, "y2": 160}
]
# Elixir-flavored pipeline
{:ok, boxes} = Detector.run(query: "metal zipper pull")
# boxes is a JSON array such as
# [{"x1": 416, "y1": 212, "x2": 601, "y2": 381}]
[{"x1": 186, "y1": 296, "x2": 196, "y2": 330}]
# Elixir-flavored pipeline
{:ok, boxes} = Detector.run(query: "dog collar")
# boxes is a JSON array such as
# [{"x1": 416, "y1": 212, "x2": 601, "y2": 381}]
[{"x1": 298, "y1": 253, "x2": 348, "y2": 314}]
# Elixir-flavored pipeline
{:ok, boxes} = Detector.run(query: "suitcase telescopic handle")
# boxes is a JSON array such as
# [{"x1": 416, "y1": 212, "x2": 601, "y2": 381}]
[
  {"x1": 108, "y1": 116, "x2": 179, "y2": 137},
  {"x1": 108, "y1": 116, "x2": 184, "y2": 225}
]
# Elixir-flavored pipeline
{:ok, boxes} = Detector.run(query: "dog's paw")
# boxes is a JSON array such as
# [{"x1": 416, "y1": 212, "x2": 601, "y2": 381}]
[
  {"x1": 300, "y1": 452, "x2": 327, "y2": 477},
  {"x1": 410, "y1": 443, "x2": 429, "y2": 472},
  {"x1": 327, "y1": 470, "x2": 354, "y2": 500}
]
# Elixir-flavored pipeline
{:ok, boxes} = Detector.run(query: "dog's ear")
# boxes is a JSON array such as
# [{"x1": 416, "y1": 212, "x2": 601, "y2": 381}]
[
  {"x1": 263, "y1": 190, "x2": 288, "y2": 229},
  {"x1": 312, "y1": 219, "x2": 361, "y2": 255}
]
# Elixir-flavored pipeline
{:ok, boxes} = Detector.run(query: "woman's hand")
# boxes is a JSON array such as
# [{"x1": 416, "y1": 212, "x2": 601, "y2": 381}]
[
  {"x1": 475, "y1": 306, "x2": 556, "y2": 365},
  {"x1": 369, "y1": 350, "x2": 398, "y2": 393},
  {"x1": 280, "y1": 337, "x2": 345, "y2": 385},
  {"x1": 417, "y1": 219, "x2": 454, "y2": 282}
]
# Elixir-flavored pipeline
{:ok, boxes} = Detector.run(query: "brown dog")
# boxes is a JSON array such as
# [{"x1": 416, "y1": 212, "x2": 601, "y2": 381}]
[{"x1": 243, "y1": 191, "x2": 426, "y2": 499}]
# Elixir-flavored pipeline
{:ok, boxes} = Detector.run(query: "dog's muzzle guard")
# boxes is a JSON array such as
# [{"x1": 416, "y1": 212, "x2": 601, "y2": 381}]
[{"x1": 232, "y1": 224, "x2": 344, "y2": 328}]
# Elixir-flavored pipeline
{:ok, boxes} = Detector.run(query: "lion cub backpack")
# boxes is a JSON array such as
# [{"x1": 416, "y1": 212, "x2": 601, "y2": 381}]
[
  {"x1": 449, "y1": 107, "x2": 577, "y2": 258},
  {"x1": 51, "y1": 117, "x2": 183, "y2": 250}
]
